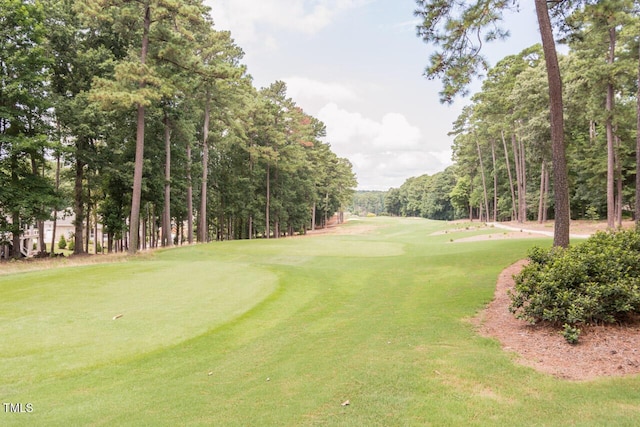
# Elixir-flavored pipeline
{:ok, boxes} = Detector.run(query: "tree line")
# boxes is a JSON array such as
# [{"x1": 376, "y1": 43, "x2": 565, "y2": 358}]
[
  {"x1": 363, "y1": 1, "x2": 639, "y2": 225},
  {"x1": 0, "y1": 0, "x2": 356, "y2": 258},
  {"x1": 414, "y1": 0, "x2": 640, "y2": 246}
]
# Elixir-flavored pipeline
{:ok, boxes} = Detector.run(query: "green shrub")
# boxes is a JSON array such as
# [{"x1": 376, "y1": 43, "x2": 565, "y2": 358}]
[
  {"x1": 562, "y1": 324, "x2": 581, "y2": 345},
  {"x1": 585, "y1": 206, "x2": 600, "y2": 221},
  {"x1": 68, "y1": 239, "x2": 75, "y2": 251},
  {"x1": 58, "y1": 235, "x2": 67, "y2": 250},
  {"x1": 508, "y1": 230, "x2": 640, "y2": 343}
]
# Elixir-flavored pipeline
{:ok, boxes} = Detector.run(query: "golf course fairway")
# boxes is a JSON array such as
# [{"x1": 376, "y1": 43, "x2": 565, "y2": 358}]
[{"x1": 2, "y1": 217, "x2": 639, "y2": 426}]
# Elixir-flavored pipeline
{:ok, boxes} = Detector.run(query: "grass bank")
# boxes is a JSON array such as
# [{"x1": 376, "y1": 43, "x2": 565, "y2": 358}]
[{"x1": 1, "y1": 217, "x2": 638, "y2": 426}]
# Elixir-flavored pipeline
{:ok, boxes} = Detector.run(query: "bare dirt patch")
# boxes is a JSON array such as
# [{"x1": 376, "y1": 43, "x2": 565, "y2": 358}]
[
  {"x1": 474, "y1": 260, "x2": 640, "y2": 381},
  {"x1": 0, "y1": 252, "x2": 132, "y2": 276},
  {"x1": 298, "y1": 222, "x2": 378, "y2": 238},
  {"x1": 1, "y1": 218, "x2": 373, "y2": 275},
  {"x1": 498, "y1": 219, "x2": 635, "y2": 236},
  {"x1": 454, "y1": 231, "x2": 542, "y2": 243},
  {"x1": 443, "y1": 219, "x2": 636, "y2": 243}
]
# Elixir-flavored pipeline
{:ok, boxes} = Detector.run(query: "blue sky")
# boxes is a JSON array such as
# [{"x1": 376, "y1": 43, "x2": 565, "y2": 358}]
[{"x1": 204, "y1": 1, "x2": 542, "y2": 191}]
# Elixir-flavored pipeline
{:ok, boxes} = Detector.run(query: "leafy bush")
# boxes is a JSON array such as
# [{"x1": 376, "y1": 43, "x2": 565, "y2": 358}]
[
  {"x1": 585, "y1": 206, "x2": 600, "y2": 221},
  {"x1": 58, "y1": 235, "x2": 67, "y2": 250},
  {"x1": 68, "y1": 239, "x2": 75, "y2": 252},
  {"x1": 562, "y1": 324, "x2": 581, "y2": 345},
  {"x1": 509, "y1": 230, "x2": 640, "y2": 343}
]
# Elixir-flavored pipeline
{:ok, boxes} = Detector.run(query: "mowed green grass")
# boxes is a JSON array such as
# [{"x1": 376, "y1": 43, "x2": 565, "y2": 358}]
[{"x1": 2, "y1": 217, "x2": 640, "y2": 426}]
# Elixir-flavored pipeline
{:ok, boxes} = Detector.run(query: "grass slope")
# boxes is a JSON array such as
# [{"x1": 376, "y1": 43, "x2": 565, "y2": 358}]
[{"x1": 2, "y1": 217, "x2": 639, "y2": 426}]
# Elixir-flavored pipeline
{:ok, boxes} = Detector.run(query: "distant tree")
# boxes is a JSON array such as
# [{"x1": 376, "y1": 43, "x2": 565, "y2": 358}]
[
  {"x1": 351, "y1": 191, "x2": 388, "y2": 216},
  {"x1": 193, "y1": 29, "x2": 245, "y2": 242},
  {"x1": 449, "y1": 175, "x2": 471, "y2": 219},
  {"x1": 385, "y1": 188, "x2": 402, "y2": 216},
  {"x1": 387, "y1": 168, "x2": 456, "y2": 221},
  {"x1": 637, "y1": 28, "x2": 640, "y2": 229},
  {"x1": 414, "y1": 0, "x2": 591, "y2": 246},
  {"x1": 566, "y1": 0, "x2": 636, "y2": 228},
  {"x1": 0, "y1": 0, "x2": 57, "y2": 258},
  {"x1": 58, "y1": 234, "x2": 67, "y2": 250},
  {"x1": 82, "y1": 0, "x2": 209, "y2": 253}
]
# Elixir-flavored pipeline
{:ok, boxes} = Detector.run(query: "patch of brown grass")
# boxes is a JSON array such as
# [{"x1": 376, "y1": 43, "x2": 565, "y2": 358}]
[{"x1": 0, "y1": 252, "x2": 132, "y2": 276}]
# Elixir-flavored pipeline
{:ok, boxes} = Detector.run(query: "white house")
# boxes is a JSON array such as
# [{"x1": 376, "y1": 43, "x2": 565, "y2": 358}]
[{"x1": 1, "y1": 211, "x2": 104, "y2": 259}]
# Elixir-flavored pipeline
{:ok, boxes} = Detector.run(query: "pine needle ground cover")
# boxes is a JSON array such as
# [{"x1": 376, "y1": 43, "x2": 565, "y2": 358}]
[{"x1": 2, "y1": 217, "x2": 639, "y2": 426}]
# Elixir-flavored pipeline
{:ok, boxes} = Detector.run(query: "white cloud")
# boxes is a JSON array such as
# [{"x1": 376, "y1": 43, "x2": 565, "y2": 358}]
[
  {"x1": 315, "y1": 102, "x2": 449, "y2": 190},
  {"x1": 428, "y1": 149, "x2": 453, "y2": 165},
  {"x1": 316, "y1": 103, "x2": 377, "y2": 150},
  {"x1": 384, "y1": 18, "x2": 421, "y2": 33},
  {"x1": 207, "y1": 0, "x2": 370, "y2": 47},
  {"x1": 203, "y1": 1, "x2": 454, "y2": 190},
  {"x1": 353, "y1": 149, "x2": 453, "y2": 190},
  {"x1": 283, "y1": 77, "x2": 358, "y2": 105},
  {"x1": 317, "y1": 103, "x2": 422, "y2": 154},
  {"x1": 373, "y1": 113, "x2": 421, "y2": 150}
]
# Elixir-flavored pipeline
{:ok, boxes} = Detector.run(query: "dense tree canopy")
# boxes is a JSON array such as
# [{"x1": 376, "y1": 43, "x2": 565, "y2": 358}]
[
  {"x1": 408, "y1": 0, "x2": 640, "y2": 239},
  {"x1": 3, "y1": 1, "x2": 640, "y2": 256},
  {"x1": 0, "y1": 0, "x2": 356, "y2": 257}
]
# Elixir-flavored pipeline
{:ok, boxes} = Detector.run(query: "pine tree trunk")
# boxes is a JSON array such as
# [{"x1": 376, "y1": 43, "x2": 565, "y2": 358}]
[
  {"x1": 51, "y1": 151, "x2": 61, "y2": 255},
  {"x1": 538, "y1": 161, "x2": 546, "y2": 224},
  {"x1": 606, "y1": 26, "x2": 616, "y2": 229},
  {"x1": 312, "y1": 202, "x2": 316, "y2": 231},
  {"x1": 265, "y1": 163, "x2": 270, "y2": 239},
  {"x1": 542, "y1": 166, "x2": 549, "y2": 222},
  {"x1": 29, "y1": 154, "x2": 46, "y2": 252},
  {"x1": 85, "y1": 185, "x2": 91, "y2": 253},
  {"x1": 129, "y1": 107, "x2": 145, "y2": 249},
  {"x1": 476, "y1": 137, "x2": 489, "y2": 222},
  {"x1": 163, "y1": 111, "x2": 172, "y2": 247},
  {"x1": 10, "y1": 154, "x2": 20, "y2": 258},
  {"x1": 94, "y1": 211, "x2": 99, "y2": 254},
  {"x1": 324, "y1": 192, "x2": 329, "y2": 227},
  {"x1": 151, "y1": 204, "x2": 156, "y2": 248},
  {"x1": 142, "y1": 205, "x2": 147, "y2": 250},
  {"x1": 511, "y1": 132, "x2": 523, "y2": 223},
  {"x1": 198, "y1": 89, "x2": 211, "y2": 243},
  {"x1": 186, "y1": 140, "x2": 194, "y2": 244},
  {"x1": 491, "y1": 139, "x2": 497, "y2": 222},
  {"x1": 128, "y1": 4, "x2": 151, "y2": 254},
  {"x1": 146, "y1": 207, "x2": 151, "y2": 249},
  {"x1": 515, "y1": 130, "x2": 527, "y2": 223},
  {"x1": 615, "y1": 135, "x2": 623, "y2": 227},
  {"x1": 74, "y1": 154, "x2": 85, "y2": 254},
  {"x1": 11, "y1": 211, "x2": 20, "y2": 259},
  {"x1": 636, "y1": 38, "x2": 640, "y2": 228},
  {"x1": 501, "y1": 130, "x2": 517, "y2": 222},
  {"x1": 535, "y1": 0, "x2": 570, "y2": 247}
]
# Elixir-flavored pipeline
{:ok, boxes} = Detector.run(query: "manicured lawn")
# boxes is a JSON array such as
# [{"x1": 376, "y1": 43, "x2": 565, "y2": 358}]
[{"x1": 2, "y1": 217, "x2": 639, "y2": 426}]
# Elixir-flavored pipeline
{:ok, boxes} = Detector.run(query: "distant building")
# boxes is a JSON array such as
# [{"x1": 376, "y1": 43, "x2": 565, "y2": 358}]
[{"x1": 0, "y1": 211, "x2": 104, "y2": 259}]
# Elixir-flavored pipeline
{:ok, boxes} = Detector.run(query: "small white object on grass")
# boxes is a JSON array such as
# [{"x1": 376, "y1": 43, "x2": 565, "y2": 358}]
[
  {"x1": 112, "y1": 314, "x2": 123, "y2": 320},
  {"x1": 341, "y1": 400, "x2": 350, "y2": 406}
]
